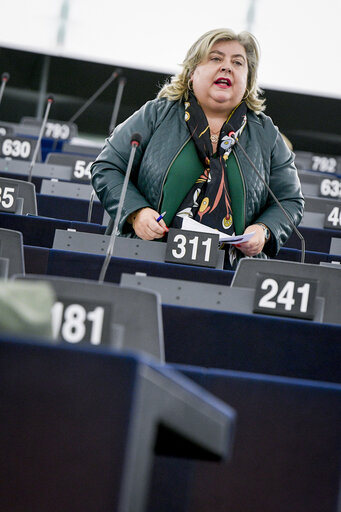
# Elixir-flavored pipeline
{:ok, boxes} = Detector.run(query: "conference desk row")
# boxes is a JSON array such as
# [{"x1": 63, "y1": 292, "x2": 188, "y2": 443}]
[
  {"x1": 1, "y1": 165, "x2": 341, "y2": 512},
  {"x1": 11, "y1": 243, "x2": 337, "y2": 384},
  {"x1": 1, "y1": 207, "x2": 340, "y2": 256},
  {"x1": 0, "y1": 195, "x2": 340, "y2": 384},
  {"x1": 1, "y1": 115, "x2": 341, "y2": 512},
  {"x1": 1, "y1": 200, "x2": 340, "y2": 387}
]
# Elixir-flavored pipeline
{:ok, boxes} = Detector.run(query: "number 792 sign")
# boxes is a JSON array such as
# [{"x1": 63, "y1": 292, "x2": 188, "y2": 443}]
[{"x1": 253, "y1": 273, "x2": 318, "y2": 320}]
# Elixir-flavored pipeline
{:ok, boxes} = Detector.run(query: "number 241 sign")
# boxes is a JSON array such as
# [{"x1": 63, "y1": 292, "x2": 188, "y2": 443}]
[{"x1": 253, "y1": 273, "x2": 318, "y2": 320}]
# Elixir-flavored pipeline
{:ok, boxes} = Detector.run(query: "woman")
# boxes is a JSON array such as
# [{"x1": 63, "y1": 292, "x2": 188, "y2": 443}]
[{"x1": 91, "y1": 28, "x2": 304, "y2": 268}]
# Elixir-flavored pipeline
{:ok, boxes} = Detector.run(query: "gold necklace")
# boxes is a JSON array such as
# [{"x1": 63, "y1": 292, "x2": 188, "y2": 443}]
[{"x1": 210, "y1": 130, "x2": 220, "y2": 144}]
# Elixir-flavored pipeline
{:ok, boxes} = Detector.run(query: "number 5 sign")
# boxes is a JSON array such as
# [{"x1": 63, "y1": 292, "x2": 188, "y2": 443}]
[{"x1": 0, "y1": 182, "x2": 18, "y2": 212}]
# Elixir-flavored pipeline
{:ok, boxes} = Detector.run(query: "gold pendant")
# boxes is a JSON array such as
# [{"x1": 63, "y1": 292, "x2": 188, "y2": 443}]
[{"x1": 210, "y1": 134, "x2": 219, "y2": 144}]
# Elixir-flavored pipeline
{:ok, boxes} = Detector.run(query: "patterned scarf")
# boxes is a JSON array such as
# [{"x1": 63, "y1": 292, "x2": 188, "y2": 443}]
[{"x1": 172, "y1": 93, "x2": 247, "y2": 240}]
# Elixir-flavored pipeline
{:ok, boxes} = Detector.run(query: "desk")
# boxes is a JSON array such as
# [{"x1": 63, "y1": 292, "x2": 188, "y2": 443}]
[
  {"x1": 148, "y1": 364, "x2": 341, "y2": 512},
  {"x1": 0, "y1": 212, "x2": 105, "y2": 248},
  {"x1": 37, "y1": 194, "x2": 104, "y2": 224},
  {"x1": 0, "y1": 336, "x2": 235, "y2": 512},
  {"x1": 40, "y1": 247, "x2": 235, "y2": 286},
  {"x1": 162, "y1": 303, "x2": 341, "y2": 383}
]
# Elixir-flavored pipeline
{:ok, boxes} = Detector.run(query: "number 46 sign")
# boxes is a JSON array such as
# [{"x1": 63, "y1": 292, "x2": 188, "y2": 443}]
[{"x1": 324, "y1": 204, "x2": 341, "y2": 230}]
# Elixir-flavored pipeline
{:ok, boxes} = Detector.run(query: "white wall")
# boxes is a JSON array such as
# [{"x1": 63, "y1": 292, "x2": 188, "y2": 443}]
[{"x1": 1, "y1": 0, "x2": 341, "y2": 99}]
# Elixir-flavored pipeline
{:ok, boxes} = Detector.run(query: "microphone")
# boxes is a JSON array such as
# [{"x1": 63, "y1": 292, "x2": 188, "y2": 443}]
[
  {"x1": 0, "y1": 72, "x2": 10, "y2": 107},
  {"x1": 98, "y1": 132, "x2": 142, "y2": 283},
  {"x1": 69, "y1": 69, "x2": 122, "y2": 124},
  {"x1": 28, "y1": 95, "x2": 54, "y2": 183},
  {"x1": 227, "y1": 126, "x2": 305, "y2": 264}
]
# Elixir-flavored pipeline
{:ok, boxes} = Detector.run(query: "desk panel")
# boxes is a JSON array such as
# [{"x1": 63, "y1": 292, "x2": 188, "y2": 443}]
[
  {"x1": 45, "y1": 248, "x2": 234, "y2": 286},
  {"x1": 163, "y1": 304, "x2": 341, "y2": 383},
  {"x1": 0, "y1": 337, "x2": 235, "y2": 512},
  {"x1": 0, "y1": 212, "x2": 105, "y2": 248},
  {"x1": 37, "y1": 194, "x2": 104, "y2": 224},
  {"x1": 148, "y1": 365, "x2": 341, "y2": 512}
]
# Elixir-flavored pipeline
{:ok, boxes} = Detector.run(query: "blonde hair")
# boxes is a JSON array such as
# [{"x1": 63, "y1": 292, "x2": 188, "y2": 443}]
[{"x1": 158, "y1": 28, "x2": 265, "y2": 113}]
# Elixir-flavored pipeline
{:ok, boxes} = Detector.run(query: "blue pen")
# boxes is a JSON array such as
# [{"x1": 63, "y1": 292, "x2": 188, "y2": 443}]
[{"x1": 156, "y1": 211, "x2": 167, "y2": 223}]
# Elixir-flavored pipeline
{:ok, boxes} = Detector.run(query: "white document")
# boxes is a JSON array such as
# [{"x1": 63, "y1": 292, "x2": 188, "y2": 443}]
[{"x1": 181, "y1": 217, "x2": 255, "y2": 244}]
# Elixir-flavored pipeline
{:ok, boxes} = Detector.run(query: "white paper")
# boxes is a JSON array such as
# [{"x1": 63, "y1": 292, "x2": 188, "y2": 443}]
[{"x1": 181, "y1": 217, "x2": 255, "y2": 244}]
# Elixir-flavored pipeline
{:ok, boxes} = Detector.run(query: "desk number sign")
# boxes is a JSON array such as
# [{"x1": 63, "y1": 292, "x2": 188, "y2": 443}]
[
  {"x1": 311, "y1": 155, "x2": 338, "y2": 173},
  {"x1": 165, "y1": 228, "x2": 220, "y2": 268},
  {"x1": 253, "y1": 273, "x2": 318, "y2": 320},
  {"x1": 51, "y1": 298, "x2": 112, "y2": 346},
  {"x1": 0, "y1": 136, "x2": 34, "y2": 160},
  {"x1": 45, "y1": 122, "x2": 71, "y2": 140},
  {"x1": 72, "y1": 159, "x2": 93, "y2": 181},
  {"x1": 324, "y1": 204, "x2": 341, "y2": 230},
  {"x1": 0, "y1": 181, "x2": 18, "y2": 213},
  {"x1": 319, "y1": 178, "x2": 341, "y2": 199}
]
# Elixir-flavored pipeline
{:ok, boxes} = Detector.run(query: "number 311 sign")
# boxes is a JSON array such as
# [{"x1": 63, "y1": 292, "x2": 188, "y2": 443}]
[{"x1": 165, "y1": 228, "x2": 220, "y2": 268}]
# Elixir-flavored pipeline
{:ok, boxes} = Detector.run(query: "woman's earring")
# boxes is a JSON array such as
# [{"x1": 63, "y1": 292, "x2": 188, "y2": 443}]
[{"x1": 188, "y1": 78, "x2": 193, "y2": 91}]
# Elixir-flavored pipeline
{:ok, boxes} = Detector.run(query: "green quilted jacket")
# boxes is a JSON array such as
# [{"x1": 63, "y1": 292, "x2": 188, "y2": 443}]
[{"x1": 91, "y1": 97, "x2": 304, "y2": 257}]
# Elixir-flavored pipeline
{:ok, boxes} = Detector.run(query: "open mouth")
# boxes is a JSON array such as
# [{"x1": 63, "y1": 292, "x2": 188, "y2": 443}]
[{"x1": 214, "y1": 77, "x2": 231, "y2": 87}]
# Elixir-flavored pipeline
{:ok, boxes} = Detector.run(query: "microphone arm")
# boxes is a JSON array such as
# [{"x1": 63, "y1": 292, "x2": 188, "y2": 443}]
[
  {"x1": 0, "y1": 72, "x2": 10, "y2": 107},
  {"x1": 69, "y1": 69, "x2": 121, "y2": 124},
  {"x1": 109, "y1": 76, "x2": 126, "y2": 133},
  {"x1": 28, "y1": 95, "x2": 54, "y2": 183},
  {"x1": 230, "y1": 132, "x2": 305, "y2": 264},
  {"x1": 87, "y1": 189, "x2": 96, "y2": 223},
  {"x1": 98, "y1": 132, "x2": 142, "y2": 283}
]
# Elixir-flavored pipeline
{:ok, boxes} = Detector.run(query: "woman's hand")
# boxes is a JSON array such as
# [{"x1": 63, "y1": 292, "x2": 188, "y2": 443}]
[
  {"x1": 236, "y1": 224, "x2": 266, "y2": 257},
  {"x1": 131, "y1": 207, "x2": 169, "y2": 240}
]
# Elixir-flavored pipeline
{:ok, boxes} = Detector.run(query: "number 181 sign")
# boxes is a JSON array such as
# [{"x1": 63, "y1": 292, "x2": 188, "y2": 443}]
[{"x1": 51, "y1": 298, "x2": 112, "y2": 346}]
